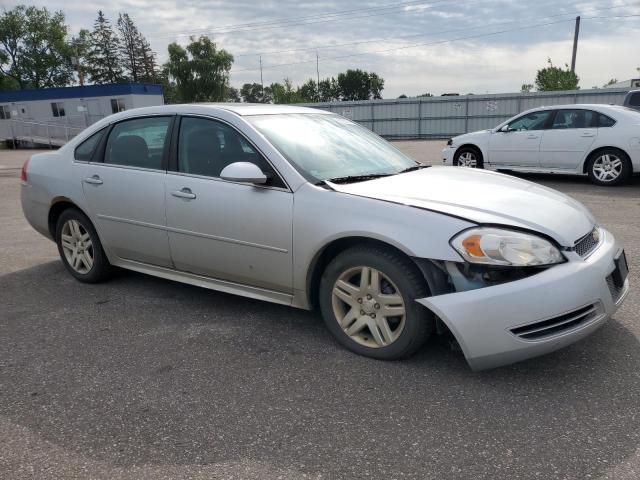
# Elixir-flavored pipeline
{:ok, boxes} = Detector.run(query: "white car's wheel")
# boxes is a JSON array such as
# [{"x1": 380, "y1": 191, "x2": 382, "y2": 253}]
[
  {"x1": 587, "y1": 149, "x2": 632, "y2": 186},
  {"x1": 319, "y1": 246, "x2": 434, "y2": 360},
  {"x1": 454, "y1": 147, "x2": 483, "y2": 168}
]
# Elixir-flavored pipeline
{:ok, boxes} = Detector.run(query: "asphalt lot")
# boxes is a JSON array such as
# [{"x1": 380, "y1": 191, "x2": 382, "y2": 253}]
[{"x1": 1, "y1": 142, "x2": 639, "y2": 480}]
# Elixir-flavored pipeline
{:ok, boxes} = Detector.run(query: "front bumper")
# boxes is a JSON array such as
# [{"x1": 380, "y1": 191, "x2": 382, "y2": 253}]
[
  {"x1": 442, "y1": 146, "x2": 455, "y2": 165},
  {"x1": 417, "y1": 228, "x2": 629, "y2": 371}
]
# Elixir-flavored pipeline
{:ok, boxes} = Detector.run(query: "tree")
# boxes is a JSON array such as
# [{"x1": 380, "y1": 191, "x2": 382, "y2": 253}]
[
  {"x1": 69, "y1": 29, "x2": 91, "y2": 85},
  {"x1": 117, "y1": 13, "x2": 157, "y2": 83},
  {"x1": 318, "y1": 77, "x2": 340, "y2": 102},
  {"x1": 240, "y1": 82, "x2": 272, "y2": 103},
  {"x1": 226, "y1": 86, "x2": 240, "y2": 102},
  {"x1": 163, "y1": 36, "x2": 233, "y2": 102},
  {"x1": 417, "y1": 92, "x2": 433, "y2": 97},
  {"x1": 297, "y1": 79, "x2": 318, "y2": 102},
  {"x1": 398, "y1": 94, "x2": 407, "y2": 99},
  {"x1": 0, "y1": 5, "x2": 73, "y2": 89},
  {"x1": 336, "y1": 69, "x2": 384, "y2": 101},
  {"x1": 534, "y1": 58, "x2": 579, "y2": 91},
  {"x1": 521, "y1": 83, "x2": 534, "y2": 93},
  {"x1": 271, "y1": 78, "x2": 300, "y2": 104},
  {"x1": 86, "y1": 11, "x2": 125, "y2": 84}
]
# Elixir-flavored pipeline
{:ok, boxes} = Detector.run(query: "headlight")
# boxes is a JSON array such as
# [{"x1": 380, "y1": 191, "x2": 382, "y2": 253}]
[{"x1": 451, "y1": 228, "x2": 564, "y2": 266}]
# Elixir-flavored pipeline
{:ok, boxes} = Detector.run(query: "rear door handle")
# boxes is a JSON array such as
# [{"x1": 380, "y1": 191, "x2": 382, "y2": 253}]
[
  {"x1": 526, "y1": 134, "x2": 539, "y2": 139},
  {"x1": 83, "y1": 175, "x2": 103, "y2": 185},
  {"x1": 171, "y1": 188, "x2": 196, "y2": 200},
  {"x1": 581, "y1": 132, "x2": 596, "y2": 137}
]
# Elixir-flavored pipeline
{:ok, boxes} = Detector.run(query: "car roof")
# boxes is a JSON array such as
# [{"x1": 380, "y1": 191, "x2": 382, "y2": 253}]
[
  {"x1": 525, "y1": 103, "x2": 624, "y2": 113},
  {"x1": 110, "y1": 103, "x2": 330, "y2": 119}
]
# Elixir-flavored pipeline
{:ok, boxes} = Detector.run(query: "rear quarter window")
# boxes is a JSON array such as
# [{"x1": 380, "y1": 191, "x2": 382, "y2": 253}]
[
  {"x1": 597, "y1": 114, "x2": 616, "y2": 128},
  {"x1": 74, "y1": 129, "x2": 106, "y2": 161}
]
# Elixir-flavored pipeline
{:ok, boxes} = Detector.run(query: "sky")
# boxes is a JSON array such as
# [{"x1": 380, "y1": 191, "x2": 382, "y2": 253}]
[{"x1": 6, "y1": 0, "x2": 640, "y2": 98}]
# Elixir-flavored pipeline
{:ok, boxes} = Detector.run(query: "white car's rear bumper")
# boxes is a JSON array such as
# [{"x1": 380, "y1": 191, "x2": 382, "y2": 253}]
[{"x1": 417, "y1": 228, "x2": 629, "y2": 370}]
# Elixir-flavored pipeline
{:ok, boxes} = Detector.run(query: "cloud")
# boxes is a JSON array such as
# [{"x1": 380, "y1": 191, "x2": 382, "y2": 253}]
[{"x1": 5, "y1": 0, "x2": 640, "y2": 97}]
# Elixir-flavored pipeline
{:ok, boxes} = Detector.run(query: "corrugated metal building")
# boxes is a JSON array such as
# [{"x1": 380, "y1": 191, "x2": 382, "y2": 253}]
[{"x1": 303, "y1": 87, "x2": 630, "y2": 139}]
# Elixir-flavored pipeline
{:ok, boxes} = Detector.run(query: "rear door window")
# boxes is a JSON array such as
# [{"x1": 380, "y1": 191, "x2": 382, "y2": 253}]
[
  {"x1": 104, "y1": 116, "x2": 172, "y2": 170},
  {"x1": 550, "y1": 109, "x2": 597, "y2": 129}
]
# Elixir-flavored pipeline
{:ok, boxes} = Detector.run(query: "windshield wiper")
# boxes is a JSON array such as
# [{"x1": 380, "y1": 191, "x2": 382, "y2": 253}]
[
  {"x1": 398, "y1": 164, "x2": 431, "y2": 174},
  {"x1": 325, "y1": 173, "x2": 393, "y2": 184}
]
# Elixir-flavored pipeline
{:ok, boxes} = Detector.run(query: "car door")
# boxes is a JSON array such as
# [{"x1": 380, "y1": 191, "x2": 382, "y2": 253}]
[
  {"x1": 488, "y1": 110, "x2": 553, "y2": 167},
  {"x1": 82, "y1": 115, "x2": 174, "y2": 267},
  {"x1": 164, "y1": 115, "x2": 294, "y2": 293},
  {"x1": 538, "y1": 109, "x2": 598, "y2": 170}
]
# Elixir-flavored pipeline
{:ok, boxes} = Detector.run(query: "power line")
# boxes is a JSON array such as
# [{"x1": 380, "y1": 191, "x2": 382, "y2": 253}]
[
  {"x1": 229, "y1": 13, "x2": 640, "y2": 75},
  {"x1": 149, "y1": 0, "x2": 461, "y2": 39},
  {"x1": 233, "y1": 2, "x2": 637, "y2": 59}
]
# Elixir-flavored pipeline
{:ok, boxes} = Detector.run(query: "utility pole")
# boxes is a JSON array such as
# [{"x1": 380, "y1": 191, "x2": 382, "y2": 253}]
[
  {"x1": 316, "y1": 51, "x2": 320, "y2": 102},
  {"x1": 571, "y1": 16, "x2": 580, "y2": 73},
  {"x1": 259, "y1": 55, "x2": 264, "y2": 102}
]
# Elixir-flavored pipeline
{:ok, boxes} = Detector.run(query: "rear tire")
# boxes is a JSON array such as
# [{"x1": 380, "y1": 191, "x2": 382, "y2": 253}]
[
  {"x1": 55, "y1": 208, "x2": 112, "y2": 283},
  {"x1": 586, "y1": 149, "x2": 632, "y2": 186},
  {"x1": 454, "y1": 146, "x2": 483, "y2": 168},
  {"x1": 319, "y1": 246, "x2": 433, "y2": 360}
]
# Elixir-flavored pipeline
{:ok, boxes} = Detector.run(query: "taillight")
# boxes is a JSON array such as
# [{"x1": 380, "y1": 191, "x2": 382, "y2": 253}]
[{"x1": 21, "y1": 158, "x2": 30, "y2": 183}]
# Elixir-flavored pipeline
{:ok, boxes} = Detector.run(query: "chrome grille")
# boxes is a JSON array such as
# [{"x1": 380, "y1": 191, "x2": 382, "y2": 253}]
[
  {"x1": 574, "y1": 228, "x2": 600, "y2": 257},
  {"x1": 510, "y1": 304, "x2": 598, "y2": 340}
]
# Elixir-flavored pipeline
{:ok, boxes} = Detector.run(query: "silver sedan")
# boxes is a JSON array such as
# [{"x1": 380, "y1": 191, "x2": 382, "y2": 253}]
[{"x1": 21, "y1": 104, "x2": 629, "y2": 370}]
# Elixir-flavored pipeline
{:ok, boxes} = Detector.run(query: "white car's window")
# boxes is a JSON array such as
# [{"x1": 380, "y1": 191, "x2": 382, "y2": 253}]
[
  {"x1": 104, "y1": 117, "x2": 171, "y2": 170},
  {"x1": 597, "y1": 113, "x2": 616, "y2": 127},
  {"x1": 247, "y1": 113, "x2": 417, "y2": 182},
  {"x1": 506, "y1": 111, "x2": 552, "y2": 131},
  {"x1": 178, "y1": 117, "x2": 285, "y2": 188},
  {"x1": 551, "y1": 110, "x2": 596, "y2": 129}
]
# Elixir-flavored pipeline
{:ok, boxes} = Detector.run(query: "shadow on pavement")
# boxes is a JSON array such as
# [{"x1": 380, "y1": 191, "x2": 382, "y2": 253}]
[{"x1": 1, "y1": 261, "x2": 639, "y2": 479}]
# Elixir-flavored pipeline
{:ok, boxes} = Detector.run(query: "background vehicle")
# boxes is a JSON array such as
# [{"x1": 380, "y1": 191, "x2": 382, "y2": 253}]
[
  {"x1": 21, "y1": 104, "x2": 628, "y2": 370},
  {"x1": 442, "y1": 104, "x2": 640, "y2": 186},
  {"x1": 623, "y1": 89, "x2": 640, "y2": 111}
]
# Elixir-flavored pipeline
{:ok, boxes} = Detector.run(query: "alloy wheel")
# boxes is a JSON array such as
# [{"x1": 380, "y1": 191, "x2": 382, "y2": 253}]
[
  {"x1": 592, "y1": 154, "x2": 623, "y2": 182},
  {"x1": 60, "y1": 219, "x2": 94, "y2": 274},
  {"x1": 331, "y1": 266, "x2": 406, "y2": 348},
  {"x1": 457, "y1": 151, "x2": 477, "y2": 167}
]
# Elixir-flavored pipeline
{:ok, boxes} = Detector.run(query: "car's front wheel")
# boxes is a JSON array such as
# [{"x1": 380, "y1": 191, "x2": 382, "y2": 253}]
[
  {"x1": 319, "y1": 246, "x2": 433, "y2": 360},
  {"x1": 586, "y1": 149, "x2": 632, "y2": 186},
  {"x1": 454, "y1": 146, "x2": 483, "y2": 168},
  {"x1": 55, "y1": 208, "x2": 112, "y2": 283}
]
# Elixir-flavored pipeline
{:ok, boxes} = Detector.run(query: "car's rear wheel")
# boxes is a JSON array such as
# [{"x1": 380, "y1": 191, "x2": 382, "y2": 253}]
[
  {"x1": 55, "y1": 208, "x2": 112, "y2": 283},
  {"x1": 319, "y1": 246, "x2": 433, "y2": 360},
  {"x1": 454, "y1": 146, "x2": 483, "y2": 168},
  {"x1": 587, "y1": 149, "x2": 632, "y2": 186}
]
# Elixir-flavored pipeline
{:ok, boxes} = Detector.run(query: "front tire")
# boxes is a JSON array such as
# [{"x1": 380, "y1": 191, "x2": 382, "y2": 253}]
[
  {"x1": 55, "y1": 208, "x2": 112, "y2": 283},
  {"x1": 454, "y1": 146, "x2": 483, "y2": 168},
  {"x1": 319, "y1": 246, "x2": 433, "y2": 360},
  {"x1": 586, "y1": 149, "x2": 632, "y2": 186}
]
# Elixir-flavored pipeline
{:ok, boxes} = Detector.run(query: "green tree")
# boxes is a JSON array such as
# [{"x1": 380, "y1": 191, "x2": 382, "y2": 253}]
[
  {"x1": 520, "y1": 83, "x2": 534, "y2": 93},
  {"x1": 226, "y1": 86, "x2": 240, "y2": 102},
  {"x1": 398, "y1": 94, "x2": 407, "y2": 99},
  {"x1": 337, "y1": 69, "x2": 384, "y2": 100},
  {"x1": 163, "y1": 36, "x2": 233, "y2": 102},
  {"x1": 271, "y1": 78, "x2": 300, "y2": 104},
  {"x1": 0, "y1": 5, "x2": 73, "y2": 89},
  {"x1": 297, "y1": 79, "x2": 318, "y2": 102},
  {"x1": 86, "y1": 11, "x2": 125, "y2": 84},
  {"x1": 69, "y1": 28, "x2": 91, "y2": 85},
  {"x1": 534, "y1": 58, "x2": 579, "y2": 91},
  {"x1": 417, "y1": 92, "x2": 433, "y2": 97},
  {"x1": 318, "y1": 77, "x2": 340, "y2": 102},
  {"x1": 116, "y1": 13, "x2": 157, "y2": 83},
  {"x1": 240, "y1": 82, "x2": 272, "y2": 103}
]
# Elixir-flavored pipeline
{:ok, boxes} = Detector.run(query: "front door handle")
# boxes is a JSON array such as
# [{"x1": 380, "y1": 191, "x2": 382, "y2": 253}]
[
  {"x1": 580, "y1": 132, "x2": 596, "y2": 137},
  {"x1": 526, "y1": 134, "x2": 539, "y2": 139},
  {"x1": 83, "y1": 175, "x2": 103, "y2": 185},
  {"x1": 171, "y1": 188, "x2": 196, "y2": 200}
]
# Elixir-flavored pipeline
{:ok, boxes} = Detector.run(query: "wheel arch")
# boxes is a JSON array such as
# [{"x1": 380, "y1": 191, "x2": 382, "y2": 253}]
[
  {"x1": 48, "y1": 197, "x2": 91, "y2": 238},
  {"x1": 455, "y1": 143, "x2": 485, "y2": 164},
  {"x1": 582, "y1": 146, "x2": 631, "y2": 173},
  {"x1": 305, "y1": 236, "x2": 447, "y2": 310}
]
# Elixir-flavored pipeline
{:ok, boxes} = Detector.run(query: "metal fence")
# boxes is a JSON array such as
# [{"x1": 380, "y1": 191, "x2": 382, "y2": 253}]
[{"x1": 302, "y1": 88, "x2": 630, "y2": 139}]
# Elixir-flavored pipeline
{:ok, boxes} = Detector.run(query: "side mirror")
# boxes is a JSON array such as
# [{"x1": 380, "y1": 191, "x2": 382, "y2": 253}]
[
  {"x1": 220, "y1": 162, "x2": 267, "y2": 184},
  {"x1": 499, "y1": 125, "x2": 512, "y2": 133}
]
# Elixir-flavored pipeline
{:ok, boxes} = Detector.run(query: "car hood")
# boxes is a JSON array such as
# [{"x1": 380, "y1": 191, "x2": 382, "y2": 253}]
[{"x1": 327, "y1": 167, "x2": 595, "y2": 246}]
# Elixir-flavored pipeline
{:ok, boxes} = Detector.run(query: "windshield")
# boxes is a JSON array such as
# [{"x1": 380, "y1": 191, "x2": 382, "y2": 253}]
[{"x1": 247, "y1": 113, "x2": 417, "y2": 182}]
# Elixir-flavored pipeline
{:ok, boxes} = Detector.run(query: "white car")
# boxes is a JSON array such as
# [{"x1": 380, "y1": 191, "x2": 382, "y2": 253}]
[{"x1": 442, "y1": 104, "x2": 640, "y2": 186}]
